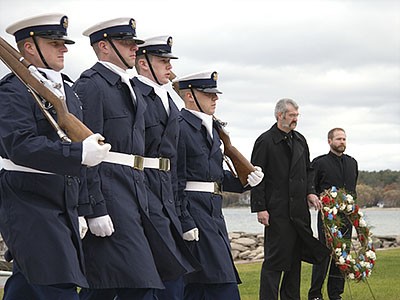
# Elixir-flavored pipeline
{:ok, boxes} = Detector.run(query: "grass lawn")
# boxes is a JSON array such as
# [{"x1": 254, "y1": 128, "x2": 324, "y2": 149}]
[
  {"x1": 1, "y1": 248, "x2": 399, "y2": 299},
  {"x1": 237, "y1": 247, "x2": 400, "y2": 300}
]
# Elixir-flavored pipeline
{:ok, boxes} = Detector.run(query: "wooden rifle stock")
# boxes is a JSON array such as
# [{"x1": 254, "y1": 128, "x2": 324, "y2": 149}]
[
  {"x1": 169, "y1": 71, "x2": 255, "y2": 186},
  {"x1": 0, "y1": 35, "x2": 93, "y2": 142}
]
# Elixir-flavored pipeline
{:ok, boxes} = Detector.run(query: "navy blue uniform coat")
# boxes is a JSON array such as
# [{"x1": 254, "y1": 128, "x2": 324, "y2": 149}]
[
  {"x1": 177, "y1": 109, "x2": 242, "y2": 284},
  {"x1": 73, "y1": 63, "x2": 164, "y2": 289},
  {"x1": 0, "y1": 73, "x2": 88, "y2": 287},
  {"x1": 250, "y1": 123, "x2": 330, "y2": 271},
  {"x1": 133, "y1": 78, "x2": 200, "y2": 280}
]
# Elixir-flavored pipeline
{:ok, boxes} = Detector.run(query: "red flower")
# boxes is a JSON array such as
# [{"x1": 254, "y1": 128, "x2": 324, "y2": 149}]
[
  {"x1": 339, "y1": 265, "x2": 348, "y2": 271},
  {"x1": 353, "y1": 219, "x2": 359, "y2": 227},
  {"x1": 322, "y1": 196, "x2": 331, "y2": 204}
]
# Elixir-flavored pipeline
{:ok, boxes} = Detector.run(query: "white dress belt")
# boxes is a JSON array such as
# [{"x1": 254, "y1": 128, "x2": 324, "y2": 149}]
[
  {"x1": 101, "y1": 152, "x2": 171, "y2": 171},
  {"x1": 185, "y1": 181, "x2": 222, "y2": 194},
  {"x1": 0, "y1": 157, "x2": 54, "y2": 174},
  {"x1": 0, "y1": 151, "x2": 171, "y2": 174}
]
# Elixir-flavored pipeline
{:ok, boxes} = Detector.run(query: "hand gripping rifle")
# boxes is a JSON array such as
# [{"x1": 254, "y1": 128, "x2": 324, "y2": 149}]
[
  {"x1": 169, "y1": 71, "x2": 255, "y2": 186},
  {"x1": 0, "y1": 35, "x2": 93, "y2": 142}
]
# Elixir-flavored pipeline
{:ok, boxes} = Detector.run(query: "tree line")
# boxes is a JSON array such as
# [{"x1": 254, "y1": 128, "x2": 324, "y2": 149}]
[{"x1": 222, "y1": 170, "x2": 400, "y2": 208}]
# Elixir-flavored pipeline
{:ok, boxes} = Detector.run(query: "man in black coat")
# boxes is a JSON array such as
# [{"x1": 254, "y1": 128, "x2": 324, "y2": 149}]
[
  {"x1": 251, "y1": 98, "x2": 330, "y2": 300},
  {"x1": 308, "y1": 128, "x2": 358, "y2": 300}
]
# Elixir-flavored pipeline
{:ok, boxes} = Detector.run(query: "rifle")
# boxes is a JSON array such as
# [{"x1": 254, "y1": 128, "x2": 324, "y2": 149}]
[
  {"x1": 0, "y1": 35, "x2": 93, "y2": 142},
  {"x1": 169, "y1": 71, "x2": 255, "y2": 186}
]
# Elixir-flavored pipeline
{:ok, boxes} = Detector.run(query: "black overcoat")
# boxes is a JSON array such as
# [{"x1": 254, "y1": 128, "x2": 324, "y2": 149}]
[
  {"x1": 177, "y1": 109, "x2": 243, "y2": 284},
  {"x1": 0, "y1": 73, "x2": 88, "y2": 287},
  {"x1": 133, "y1": 78, "x2": 200, "y2": 280},
  {"x1": 73, "y1": 63, "x2": 164, "y2": 288},
  {"x1": 251, "y1": 123, "x2": 330, "y2": 271}
]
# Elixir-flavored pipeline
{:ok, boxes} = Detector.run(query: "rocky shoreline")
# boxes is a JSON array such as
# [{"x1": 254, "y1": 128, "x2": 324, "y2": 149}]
[
  {"x1": 1, "y1": 233, "x2": 399, "y2": 271},
  {"x1": 229, "y1": 232, "x2": 400, "y2": 262}
]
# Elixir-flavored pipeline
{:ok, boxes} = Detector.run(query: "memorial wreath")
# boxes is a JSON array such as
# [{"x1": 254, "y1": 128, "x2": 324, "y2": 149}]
[{"x1": 320, "y1": 186, "x2": 376, "y2": 281}]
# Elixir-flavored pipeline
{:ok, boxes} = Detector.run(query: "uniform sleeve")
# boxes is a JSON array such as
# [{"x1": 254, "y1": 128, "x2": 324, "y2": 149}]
[
  {"x1": 250, "y1": 135, "x2": 268, "y2": 212},
  {"x1": 73, "y1": 77, "x2": 108, "y2": 217},
  {"x1": 176, "y1": 125, "x2": 197, "y2": 232},
  {"x1": 222, "y1": 170, "x2": 244, "y2": 193},
  {"x1": 0, "y1": 78, "x2": 83, "y2": 176}
]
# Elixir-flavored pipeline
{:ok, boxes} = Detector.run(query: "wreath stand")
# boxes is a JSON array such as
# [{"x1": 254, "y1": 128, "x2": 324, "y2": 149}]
[{"x1": 320, "y1": 187, "x2": 377, "y2": 299}]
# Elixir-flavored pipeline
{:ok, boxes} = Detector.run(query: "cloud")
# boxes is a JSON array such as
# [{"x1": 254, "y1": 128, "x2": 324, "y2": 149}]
[{"x1": 1, "y1": 0, "x2": 399, "y2": 171}]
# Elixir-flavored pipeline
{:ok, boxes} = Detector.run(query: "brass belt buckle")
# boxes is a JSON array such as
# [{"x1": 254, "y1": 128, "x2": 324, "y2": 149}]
[
  {"x1": 132, "y1": 155, "x2": 144, "y2": 171},
  {"x1": 214, "y1": 182, "x2": 222, "y2": 195},
  {"x1": 159, "y1": 157, "x2": 170, "y2": 171}
]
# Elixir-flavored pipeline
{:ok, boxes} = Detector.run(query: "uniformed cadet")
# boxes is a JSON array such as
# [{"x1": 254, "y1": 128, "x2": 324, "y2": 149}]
[
  {"x1": 134, "y1": 36, "x2": 200, "y2": 300},
  {"x1": 0, "y1": 13, "x2": 111, "y2": 300},
  {"x1": 73, "y1": 18, "x2": 172, "y2": 300},
  {"x1": 173, "y1": 71, "x2": 264, "y2": 300}
]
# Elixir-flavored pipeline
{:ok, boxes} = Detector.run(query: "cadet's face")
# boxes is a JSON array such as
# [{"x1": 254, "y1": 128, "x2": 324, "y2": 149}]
[
  {"x1": 329, "y1": 130, "x2": 347, "y2": 154},
  {"x1": 37, "y1": 38, "x2": 68, "y2": 71},
  {"x1": 194, "y1": 90, "x2": 219, "y2": 115},
  {"x1": 112, "y1": 39, "x2": 138, "y2": 69},
  {"x1": 150, "y1": 56, "x2": 172, "y2": 85}
]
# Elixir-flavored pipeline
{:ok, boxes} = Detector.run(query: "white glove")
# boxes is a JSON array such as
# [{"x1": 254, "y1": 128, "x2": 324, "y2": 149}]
[
  {"x1": 87, "y1": 215, "x2": 115, "y2": 237},
  {"x1": 183, "y1": 228, "x2": 199, "y2": 241},
  {"x1": 78, "y1": 216, "x2": 88, "y2": 239},
  {"x1": 247, "y1": 166, "x2": 264, "y2": 187},
  {"x1": 82, "y1": 133, "x2": 111, "y2": 167}
]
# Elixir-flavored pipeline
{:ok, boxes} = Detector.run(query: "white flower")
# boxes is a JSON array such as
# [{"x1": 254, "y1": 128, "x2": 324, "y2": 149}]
[
  {"x1": 338, "y1": 256, "x2": 346, "y2": 264},
  {"x1": 366, "y1": 250, "x2": 376, "y2": 260},
  {"x1": 331, "y1": 192, "x2": 337, "y2": 198},
  {"x1": 347, "y1": 205, "x2": 353, "y2": 212},
  {"x1": 359, "y1": 218, "x2": 367, "y2": 227},
  {"x1": 342, "y1": 243, "x2": 347, "y2": 250},
  {"x1": 358, "y1": 211, "x2": 364, "y2": 217},
  {"x1": 332, "y1": 207, "x2": 338, "y2": 215},
  {"x1": 346, "y1": 254, "x2": 352, "y2": 261},
  {"x1": 348, "y1": 273, "x2": 355, "y2": 279},
  {"x1": 324, "y1": 207, "x2": 330, "y2": 212},
  {"x1": 339, "y1": 203, "x2": 346, "y2": 211},
  {"x1": 346, "y1": 194, "x2": 354, "y2": 203},
  {"x1": 335, "y1": 248, "x2": 342, "y2": 256}
]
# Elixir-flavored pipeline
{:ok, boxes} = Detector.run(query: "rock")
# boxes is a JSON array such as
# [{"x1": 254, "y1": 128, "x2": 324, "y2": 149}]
[
  {"x1": 230, "y1": 242, "x2": 248, "y2": 252},
  {"x1": 234, "y1": 237, "x2": 257, "y2": 247}
]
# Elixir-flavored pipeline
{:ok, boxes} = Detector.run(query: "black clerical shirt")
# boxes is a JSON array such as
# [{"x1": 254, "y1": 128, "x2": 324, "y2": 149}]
[{"x1": 311, "y1": 151, "x2": 359, "y2": 196}]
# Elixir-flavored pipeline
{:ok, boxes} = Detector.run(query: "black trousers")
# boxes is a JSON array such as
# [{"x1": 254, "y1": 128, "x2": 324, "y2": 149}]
[
  {"x1": 308, "y1": 211, "x2": 352, "y2": 300},
  {"x1": 259, "y1": 257, "x2": 302, "y2": 300},
  {"x1": 3, "y1": 263, "x2": 79, "y2": 300}
]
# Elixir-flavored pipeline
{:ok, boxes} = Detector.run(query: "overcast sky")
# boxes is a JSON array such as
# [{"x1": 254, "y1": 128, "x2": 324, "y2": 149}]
[{"x1": 1, "y1": 0, "x2": 399, "y2": 171}]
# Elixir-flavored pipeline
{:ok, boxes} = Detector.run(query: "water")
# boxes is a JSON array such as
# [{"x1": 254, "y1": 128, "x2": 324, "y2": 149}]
[{"x1": 222, "y1": 207, "x2": 400, "y2": 237}]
